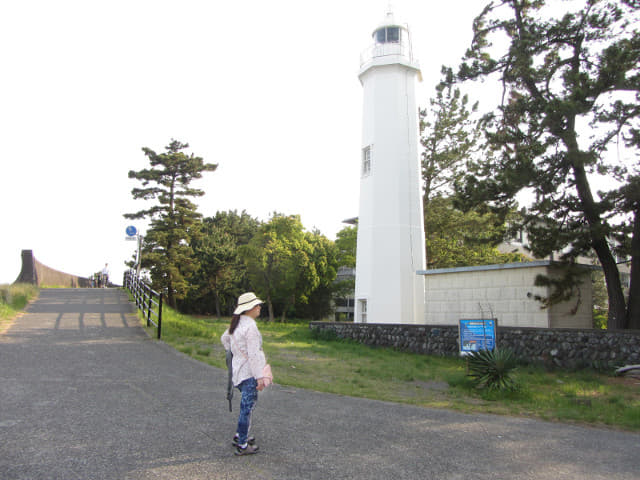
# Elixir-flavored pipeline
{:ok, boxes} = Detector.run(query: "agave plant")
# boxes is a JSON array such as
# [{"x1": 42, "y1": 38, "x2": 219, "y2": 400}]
[{"x1": 466, "y1": 348, "x2": 518, "y2": 391}]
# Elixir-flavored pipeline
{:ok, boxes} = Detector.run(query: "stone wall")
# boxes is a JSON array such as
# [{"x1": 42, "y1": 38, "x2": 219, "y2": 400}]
[{"x1": 309, "y1": 322, "x2": 640, "y2": 369}]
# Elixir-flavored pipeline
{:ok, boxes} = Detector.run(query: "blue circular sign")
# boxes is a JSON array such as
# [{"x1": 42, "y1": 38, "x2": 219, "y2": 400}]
[{"x1": 126, "y1": 225, "x2": 137, "y2": 237}]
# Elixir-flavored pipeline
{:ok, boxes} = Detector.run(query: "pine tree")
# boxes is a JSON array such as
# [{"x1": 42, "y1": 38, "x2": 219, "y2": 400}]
[
  {"x1": 421, "y1": 82, "x2": 479, "y2": 205},
  {"x1": 124, "y1": 139, "x2": 217, "y2": 308},
  {"x1": 452, "y1": 0, "x2": 640, "y2": 329},
  {"x1": 421, "y1": 82, "x2": 521, "y2": 268}
]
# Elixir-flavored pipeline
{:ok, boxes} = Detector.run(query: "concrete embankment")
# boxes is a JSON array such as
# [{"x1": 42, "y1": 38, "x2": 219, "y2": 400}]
[{"x1": 13, "y1": 249, "x2": 91, "y2": 287}]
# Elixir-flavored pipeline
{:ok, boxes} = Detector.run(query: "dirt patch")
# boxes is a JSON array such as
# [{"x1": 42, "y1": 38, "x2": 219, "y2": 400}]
[
  {"x1": 397, "y1": 380, "x2": 452, "y2": 401},
  {"x1": 410, "y1": 380, "x2": 450, "y2": 391},
  {"x1": 608, "y1": 375, "x2": 640, "y2": 387}
]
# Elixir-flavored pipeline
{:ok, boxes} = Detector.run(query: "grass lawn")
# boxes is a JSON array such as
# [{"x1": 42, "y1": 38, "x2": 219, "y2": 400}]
[{"x1": 141, "y1": 306, "x2": 640, "y2": 432}]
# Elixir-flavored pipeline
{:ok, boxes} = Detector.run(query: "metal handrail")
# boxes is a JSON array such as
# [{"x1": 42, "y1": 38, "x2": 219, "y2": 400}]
[
  {"x1": 124, "y1": 270, "x2": 163, "y2": 339},
  {"x1": 359, "y1": 41, "x2": 415, "y2": 68}
]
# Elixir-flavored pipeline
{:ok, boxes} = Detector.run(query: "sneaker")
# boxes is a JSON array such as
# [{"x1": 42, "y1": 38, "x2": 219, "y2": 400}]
[
  {"x1": 232, "y1": 434, "x2": 256, "y2": 447},
  {"x1": 234, "y1": 443, "x2": 259, "y2": 456}
]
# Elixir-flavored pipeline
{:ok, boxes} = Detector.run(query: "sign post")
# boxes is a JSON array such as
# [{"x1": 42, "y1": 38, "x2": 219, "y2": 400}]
[
  {"x1": 125, "y1": 226, "x2": 142, "y2": 276},
  {"x1": 459, "y1": 319, "x2": 496, "y2": 355},
  {"x1": 136, "y1": 234, "x2": 143, "y2": 277}
]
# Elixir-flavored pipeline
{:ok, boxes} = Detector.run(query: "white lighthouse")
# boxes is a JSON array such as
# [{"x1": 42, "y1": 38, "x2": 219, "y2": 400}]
[{"x1": 354, "y1": 10, "x2": 426, "y2": 324}]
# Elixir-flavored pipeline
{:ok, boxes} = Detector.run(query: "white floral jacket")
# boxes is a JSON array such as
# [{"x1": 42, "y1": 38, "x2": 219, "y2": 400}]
[{"x1": 221, "y1": 315, "x2": 267, "y2": 387}]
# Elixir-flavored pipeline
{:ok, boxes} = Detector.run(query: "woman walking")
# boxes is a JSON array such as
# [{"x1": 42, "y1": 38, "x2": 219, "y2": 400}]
[{"x1": 221, "y1": 292, "x2": 268, "y2": 455}]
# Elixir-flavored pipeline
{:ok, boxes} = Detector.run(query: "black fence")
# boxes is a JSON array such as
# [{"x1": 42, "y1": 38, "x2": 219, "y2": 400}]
[{"x1": 124, "y1": 270, "x2": 163, "y2": 339}]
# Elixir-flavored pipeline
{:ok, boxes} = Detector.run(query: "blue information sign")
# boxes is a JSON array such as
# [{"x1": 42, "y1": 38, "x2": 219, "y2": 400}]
[{"x1": 459, "y1": 319, "x2": 496, "y2": 355}]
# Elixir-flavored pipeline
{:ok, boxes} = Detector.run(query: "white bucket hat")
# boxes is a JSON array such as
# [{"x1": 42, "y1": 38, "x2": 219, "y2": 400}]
[{"x1": 233, "y1": 292, "x2": 264, "y2": 315}]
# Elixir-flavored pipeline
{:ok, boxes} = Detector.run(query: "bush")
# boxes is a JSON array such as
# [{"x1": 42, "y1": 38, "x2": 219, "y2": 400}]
[
  {"x1": 309, "y1": 326, "x2": 340, "y2": 342},
  {"x1": 466, "y1": 348, "x2": 518, "y2": 391},
  {"x1": 593, "y1": 309, "x2": 607, "y2": 329}
]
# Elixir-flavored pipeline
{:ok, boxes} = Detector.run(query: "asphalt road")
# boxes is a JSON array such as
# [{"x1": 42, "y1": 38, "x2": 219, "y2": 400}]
[{"x1": 1, "y1": 288, "x2": 639, "y2": 479}]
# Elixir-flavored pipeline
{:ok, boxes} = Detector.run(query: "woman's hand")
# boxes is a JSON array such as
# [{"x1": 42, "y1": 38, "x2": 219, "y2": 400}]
[{"x1": 256, "y1": 378, "x2": 265, "y2": 391}]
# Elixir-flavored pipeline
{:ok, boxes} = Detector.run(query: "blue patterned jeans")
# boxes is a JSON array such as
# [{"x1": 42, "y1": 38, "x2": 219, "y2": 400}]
[{"x1": 236, "y1": 377, "x2": 258, "y2": 445}]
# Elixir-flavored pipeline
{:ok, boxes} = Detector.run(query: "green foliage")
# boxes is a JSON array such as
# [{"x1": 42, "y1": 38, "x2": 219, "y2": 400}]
[
  {"x1": 292, "y1": 231, "x2": 340, "y2": 320},
  {"x1": 593, "y1": 312, "x2": 608, "y2": 330},
  {"x1": 425, "y1": 196, "x2": 528, "y2": 268},
  {"x1": 0, "y1": 283, "x2": 36, "y2": 309},
  {"x1": 182, "y1": 210, "x2": 259, "y2": 317},
  {"x1": 0, "y1": 283, "x2": 38, "y2": 323},
  {"x1": 183, "y1": 223, "x2": 239, "y2": 316},
  {"x1": 124, "y1": 139, "x2": 217, "y2": 308},
  {"x1": 309, "y1": 326, "x2": 341, "y2": 342},
  {"x1": 452, "y1": 0, "x2": 640, "y2": 329},
  {"x1": 332, "y1": 226, "x2": 357, "y2": 320},
  {"x1": 421, "y1": 82, "x2": 479, "y2": 203},
  {"x1": 240, "y1": 214, "x2": 334, "y2": 322},
  {"x1": 420, "y1": 80, "x2": 526, "y2": 268},
  {"x1": 335, "y1": 226, "x2": 357, "y2": 268},
  {"x1": 466, "y1": 348, "x2": 518, "y2": 391}
]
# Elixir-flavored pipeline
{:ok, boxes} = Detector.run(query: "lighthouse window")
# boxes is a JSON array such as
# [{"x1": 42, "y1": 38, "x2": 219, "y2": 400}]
[
  {"x1": 387, "y1": 27, "x2": 400, "y2": 43},
  {"x1": 375, "y1": 26, "x2": 400, "y2": 44},
  {"x1": 359, "y1": 299, "x2": 367, "y2": 323},
  {"x1": 362, "y1": 146, "x2": 371, "y2": 177}
]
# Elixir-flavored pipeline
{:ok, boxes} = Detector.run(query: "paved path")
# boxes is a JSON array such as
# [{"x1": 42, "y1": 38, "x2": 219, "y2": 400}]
[{"x1": 1, "y1": 289, "x2": 639, "y2": 479}]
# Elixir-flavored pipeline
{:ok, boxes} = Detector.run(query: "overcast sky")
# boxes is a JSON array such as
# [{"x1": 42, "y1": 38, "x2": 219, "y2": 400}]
[{"x1": 0, "y1": 0, "x2": 496, "y2": 284}]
